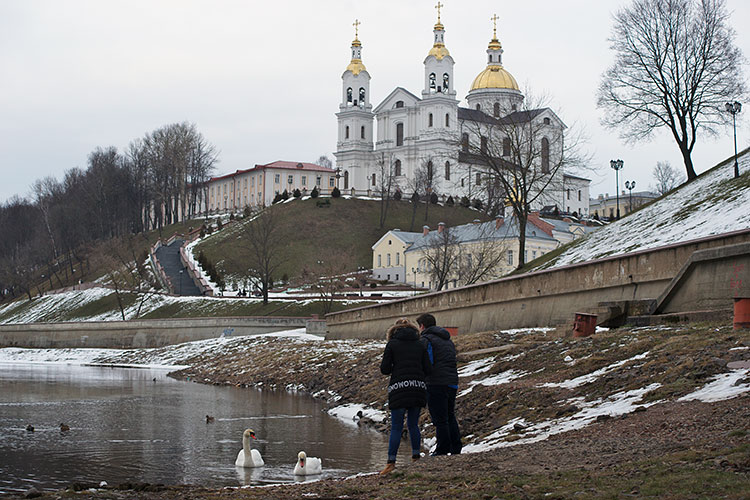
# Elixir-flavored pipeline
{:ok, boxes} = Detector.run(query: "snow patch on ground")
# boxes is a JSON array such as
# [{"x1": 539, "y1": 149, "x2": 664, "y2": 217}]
[
  {"x1": 328, "y1": 403, "x2": 386, "y2": 427},
  {"x1": 459, "y1": 370, "x2": 527, "y2": 397},
  {"x1": 540, "y1": 352, "x2": 650, "y2": 389},
  {"x1": 457, "y1": 357, "x2": 496, "y2": 377},
  {"x1": 678, "y1": 369, "x2": 750, "y2": 403}
]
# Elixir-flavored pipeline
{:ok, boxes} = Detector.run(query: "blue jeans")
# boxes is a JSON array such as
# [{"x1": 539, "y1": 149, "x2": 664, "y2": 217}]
[
  {"x1": 426, "y1": 385, "x2": 461, "y2": 455},
  {"x1": 388, "y1": 406, "x2": 422, "y2": 462}
]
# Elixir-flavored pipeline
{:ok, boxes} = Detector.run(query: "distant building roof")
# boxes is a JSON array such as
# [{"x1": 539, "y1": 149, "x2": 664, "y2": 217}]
[{"x1": 209, "y1": 161, "x2": 334, "y2": 182}]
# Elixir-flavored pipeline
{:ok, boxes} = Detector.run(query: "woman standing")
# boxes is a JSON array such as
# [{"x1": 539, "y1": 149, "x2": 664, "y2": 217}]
[{"x1": 379, "y1": 318, "x2": 431, "y2": 475}]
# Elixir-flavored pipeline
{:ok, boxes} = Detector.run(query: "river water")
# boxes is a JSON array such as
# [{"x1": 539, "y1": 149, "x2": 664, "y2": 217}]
[{"x1": 0, "y1": 362, "x2": 388, "y2": 494}]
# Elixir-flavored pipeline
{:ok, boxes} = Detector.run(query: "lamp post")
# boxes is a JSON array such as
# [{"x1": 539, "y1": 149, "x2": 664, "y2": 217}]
[
  {"x1": 610, "y1": 159, "x2": 624, "y2": 220},
  {"x1": 178, "y1": 269, "x2": 184, "y2": 296},
  {"x1": 725, "y1": 101, "x2": 742, "y2": 178},
  {"x1": 625, "y1": 180, "x2": 636, "y2": 214}
]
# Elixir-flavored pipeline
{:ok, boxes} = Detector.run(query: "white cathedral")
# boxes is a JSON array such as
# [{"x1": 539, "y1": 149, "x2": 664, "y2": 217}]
[{"x1": 333, "y1": 9, "x2": 590, "y2": 217}]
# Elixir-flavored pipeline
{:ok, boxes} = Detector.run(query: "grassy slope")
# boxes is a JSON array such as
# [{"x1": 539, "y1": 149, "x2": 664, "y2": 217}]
[{"x1": 196, "y1": 197, "x2": 488, "y2": 283}]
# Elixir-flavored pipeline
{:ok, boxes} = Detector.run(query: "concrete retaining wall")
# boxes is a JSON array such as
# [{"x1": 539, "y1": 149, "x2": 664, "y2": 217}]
[
  {"x1": 326, "y1": 229, "x2": 750, "y2": 339},
  {"x1": 0, "y1": 316, "x2": 311, "y2": 349}
]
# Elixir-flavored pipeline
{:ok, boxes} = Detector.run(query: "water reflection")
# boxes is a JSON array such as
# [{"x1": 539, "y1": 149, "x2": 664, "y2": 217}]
[{"x1": 0, "y1": 363, "x2": 387, "y2": 494}]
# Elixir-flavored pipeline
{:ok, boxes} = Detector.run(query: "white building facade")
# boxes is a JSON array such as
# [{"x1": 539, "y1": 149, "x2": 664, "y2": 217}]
[{"x1": 334, "y1": 10, "x2": 590, "y2": 215}]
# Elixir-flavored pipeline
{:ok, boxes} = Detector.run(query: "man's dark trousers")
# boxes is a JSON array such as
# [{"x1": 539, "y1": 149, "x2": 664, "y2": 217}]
[{"x1": 427, "y1": 385, "x2": 461, "y2": 455}]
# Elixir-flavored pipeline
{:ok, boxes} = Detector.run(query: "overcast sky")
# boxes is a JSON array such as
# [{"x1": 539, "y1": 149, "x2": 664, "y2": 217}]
[{"x1": 1, "y1": 0, "x2": 748, "y2": 204}]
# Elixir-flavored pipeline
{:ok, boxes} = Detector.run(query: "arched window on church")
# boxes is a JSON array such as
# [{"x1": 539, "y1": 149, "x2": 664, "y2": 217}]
[
  {"x1": 445, "y1": 161, "x2": 451, "y2": 181},
  {"x1": 427, "y1": 161, "x2": 433, "y2": 183},
  {"x1": 429, "y1": 73, "x2": 436, "y2": 91},
  {"x1": 346, "y1": 87, "x2": 352, "y2": 104},
  {"x1": 395, "y1": 100, "x2": 404, "y2": 108},
  {"x1": 476, "y1": 103, "x2": 481, "y2": 110},
  {"x1": 443, "y1": 73, "x2": 449, "y2": 92},
  {"x1": 359, "y1": 87, "x2": 366, "y2": 106},
  {"x1": 361, "y1": 126, "x2": 365, "y2": 139},
  {"x1": 541, "y1": 137, "x2": 550, "y2": 173},
  {"x1": 345, "y1": 126, "x2": 349, "y2": 139},
  {"x1": 493, "y1": 102, "x2": 500, "y2": 117},
  {"x1": 544, "y1": 117, "x2": 551, "y2": 125},
  {"x1": 396, "y1": 123, "x2": 404, "y2": 146},
  {"x1": 503, "y1": 137, "x2": 510, "y2": 157},
  {"x1": 394, "y1": 159, "x2": 402, "y2": 176},
  {"x1": 372, "y1": 173, "x2": 376, "y2": 186},
  {"x1": 445, "y1": 113, "x2": 450, "y2": 127},
  {"x1": 428, "y1": 113, "x2": 433, "y2": 127},
  {"x1": 344, "y1": 170, "x2": 349, "y2": 189},
  {"x1": 461, "y1": 132, "x2": 469, "y2": 152},
  {"x1": 480, "y1": 136, "x2": 488, "y2": 154}
]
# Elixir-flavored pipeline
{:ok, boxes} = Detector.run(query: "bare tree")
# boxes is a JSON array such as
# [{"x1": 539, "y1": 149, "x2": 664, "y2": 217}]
[
  {"x1": 457, "y1": 223, "x2": 508, "y2": 286},
  {"x1": 461, "y1": 92, "x2": 587, "y2": 269},
  {"x1": 651, "y1": 161, "x2": 685, "y2": 195},
  {"x1": 375, "y1": 152, "x2": 397, "y2": 228},
  {"x1": 422, "y1": 228, "x2": 461, "y2": 291},
  {"x1": 315, "y1": 155, "x2": 333, "y2": 169},
  {"x1": 302, "y1": 257, "x2": 350, "y2": 315},
  {"x1": 598, "y1": 0, "x2": 746, "y2": 181},
  {"x1": 242, "y1": 208, "x2": 285, "y2": 305},
  {"x1": 100, "y1": 235, "x2": 160, "y2": 320}
]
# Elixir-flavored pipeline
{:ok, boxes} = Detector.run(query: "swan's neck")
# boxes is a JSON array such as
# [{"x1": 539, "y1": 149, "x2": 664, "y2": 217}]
[{"x1": 243, "y1": 435, "x2": 252, "y2": 453}]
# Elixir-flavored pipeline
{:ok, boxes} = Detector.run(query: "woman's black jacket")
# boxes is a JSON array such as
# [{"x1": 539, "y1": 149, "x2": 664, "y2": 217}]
[{"x1": 380, "y1": 326, "x2": 432, "y2": 410}]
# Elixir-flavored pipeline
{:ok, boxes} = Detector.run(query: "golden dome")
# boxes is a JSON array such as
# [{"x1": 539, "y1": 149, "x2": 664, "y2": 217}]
[
  {"x1": 346, "y1": 58, "x2": 366, "y2": 76},
  {"x1": 428, "y1": 43, "x2": 450, "y2": 60},
  {"x1": 470, "y1": 64, "x2": 519, "y2": 91}
]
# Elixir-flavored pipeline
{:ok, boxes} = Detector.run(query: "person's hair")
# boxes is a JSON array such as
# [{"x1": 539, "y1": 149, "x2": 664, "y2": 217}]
[
  {"x1": 386, "y1": 317, "x2": 418, "y2": 340},
  {"x1": 416, "y1": 313, "x2": 436, "y2": 328}
]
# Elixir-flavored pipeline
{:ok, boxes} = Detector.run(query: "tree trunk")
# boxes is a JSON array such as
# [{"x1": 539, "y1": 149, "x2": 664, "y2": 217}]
[{"x1": 680, "y1": 146, "x2": 698, "y2": 181}]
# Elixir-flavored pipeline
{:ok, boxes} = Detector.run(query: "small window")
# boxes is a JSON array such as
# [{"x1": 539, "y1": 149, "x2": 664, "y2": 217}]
[
  {"x1": 395, "y1": 100, "x2": 404, "y2": 108},
  {"x1": 445, "y1": 113, "x2": 450, "y2": 127},
  {"x1": 494, "y1": 102, "x2": 500, "y2": 117},
  {"x1": 541, "y1": 137, "x2": 550, "y2": 173},
  {"x1": 480, "y1": 136, "x2": 488, "y2": 153},
  {"x1": 461, "y1": 178, "x2": 465, "y2": 188},
  {"x1": 378, "y1": 254, "x2": 381, "y2": 267},
  {"x1": 567, "y1": 189, "x2": 570, "y2": 200},
  {"x1": 316, "y1": 176, "x2": 321, "y2": 186},
  {"x1": 507, "y1": 250, "x2": 513, "y2": 266},
  {"x1": 503, "y1": 137, "x2": 510, "y2": 156},
  {"x1": 394, "y1": 159, "x2": 402, "y2": 177},
  {"x1": 443, "y1": 73, "x2": 449, "y2": 91},
  {"x1": 396, "y1": 123, "x2": 404, "y2": 146},
  {"x1": 329, "y1": 177, "x2": 335, "y2": 187},
  {"x1": 274, "y1": 174, "x2": 280, "y2": 183},
  {"x1": 388, "y1": 240, "x2": 391, "y2": 245},
  {"x1": 345, "y1": 126, "x2": 349, "y2": 139},
  {"x1": 361, "y1": 126, "x2": 365, "y2": 139},
  {"x1": 359, "y1": 87, "x2": 366, "y2": 104},
  {"x1": 578, "y1": 190, "x2": 582, "y2": 201},
  {"x1": 476, "y1": 104, "x2": 481, "y2": 110},
  {"x1": 288, "y1": 175, "x2": 293, "y2": 184},
  {"x1": 302, "y1": 176, "x2": 306, "y2": 186},
  {"x1": 396, "y1": 253, "x2": 400, "y2": 265},
  {"x1": 476, "y1": 172, "x2": 481, "y2": 185},
  {"x1": 387, "y1": 254, "x2": 391, "y2": 266},
  {"x1": 429, "y1": 113, "x2": 433, "y2": 127},
  {"x1": 445, "y1": 161, "x2": 451, "y2": 181},
  {"x1": 344, "y1": 171, "x2": 349, "y2": 189},
  {"x1": 372, "y1": 173, "x2": 376, "y2": 186},
  {"x1": 347, "y1": 87, "x2": 352, "y2": 103},
  {"x1": 396, "y1": 274, "x2": 399, "y2": 280},
  {"x1": 461, "y1": 132, "x2": 469, "y2": 152},
  {"x1": 429, "y1": 73, "x2": 436, "y2": 90},
  {"x1": 544, "y1": 117, "x2": 551, "y2": 125}
]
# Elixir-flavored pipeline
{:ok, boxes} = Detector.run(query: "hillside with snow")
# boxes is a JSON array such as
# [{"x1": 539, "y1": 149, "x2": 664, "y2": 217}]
[{"x1": 540, "y1": 150, "x2": 750, "y2": 269}]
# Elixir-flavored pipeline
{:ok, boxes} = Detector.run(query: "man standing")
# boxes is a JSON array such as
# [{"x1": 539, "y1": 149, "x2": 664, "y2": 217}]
[{"x1": 416, "y1": 313, "x2": 461, "y2": 455}]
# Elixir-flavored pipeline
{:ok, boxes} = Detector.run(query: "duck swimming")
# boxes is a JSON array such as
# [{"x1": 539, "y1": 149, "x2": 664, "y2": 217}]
[{"x1": 59, "y1": 423, "x2": 70, "y2": 432}]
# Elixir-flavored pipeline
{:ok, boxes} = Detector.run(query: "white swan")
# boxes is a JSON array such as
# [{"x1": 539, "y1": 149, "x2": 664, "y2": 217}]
[
  {"x1": 294, "y1": 451, "x2": 322, "y2": 475},
  {"x1": 235, "y1": 429, "x2": 264, "y2": 468}
]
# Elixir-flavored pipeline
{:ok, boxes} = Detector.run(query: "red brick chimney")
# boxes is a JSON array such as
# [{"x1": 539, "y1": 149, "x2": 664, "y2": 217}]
[
  {"x1": 495, "y1": 216, "x2": 504, "y2": 229},
  {"x1": 437, "y1": 222, "x2": 445, "y2": 233},
  {"x1": 422, "y1": 225, "x2": 430, "y2": 236}
]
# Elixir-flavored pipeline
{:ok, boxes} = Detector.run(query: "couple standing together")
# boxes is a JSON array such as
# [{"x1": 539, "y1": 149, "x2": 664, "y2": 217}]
[{"x1": 379, "y1": 313, "x2": 461, "y2": 475}]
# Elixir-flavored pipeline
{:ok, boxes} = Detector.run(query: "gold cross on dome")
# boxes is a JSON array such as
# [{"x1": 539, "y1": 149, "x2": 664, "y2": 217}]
[
  {"x1": 491, "y1": 14, "x2": 499, "y2": 38},
  {"x1": 353, "y1": 19, "x2": 361, "y2": 39},
  {"x1": 435, "y1": 1, "x2": 443, "y2": 23}
]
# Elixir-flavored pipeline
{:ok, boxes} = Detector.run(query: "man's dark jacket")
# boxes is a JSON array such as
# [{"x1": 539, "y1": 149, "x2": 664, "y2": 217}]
[
  {"x1": 419, "y1": 325, "x2": 458, "y2": 386},
  {"x1": 380, "y1": 326, "x2": 431, "y2": 409}
]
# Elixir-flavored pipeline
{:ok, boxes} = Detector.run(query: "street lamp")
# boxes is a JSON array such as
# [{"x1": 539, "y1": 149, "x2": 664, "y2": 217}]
[
  {"x1": 411, "y1": 267, "x2": 417, "y2": 296},
  {"x1": 625, "y1": 180, "x2": 636, "y2": 214},
  {"x1": 610, "y1": 159, "x2": 624, "y2": 220},
  {"x1": 178, "y1": 268, "x2": 184, "y2": 295},
  {"x1": 725, "y1": 101, "x2": 742, "y2": 178}
]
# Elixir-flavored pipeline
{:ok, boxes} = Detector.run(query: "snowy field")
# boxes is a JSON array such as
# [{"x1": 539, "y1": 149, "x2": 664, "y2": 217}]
[{"x1": 543, "y1": 151, "x2": 750, "y2": 268}]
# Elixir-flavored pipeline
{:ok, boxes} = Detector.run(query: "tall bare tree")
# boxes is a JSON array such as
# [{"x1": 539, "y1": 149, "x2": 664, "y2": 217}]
[
  {"x1": 242, "y1": 208, "x2": 284, "y2": 305},
  {"x1": 461, "y1": 92, "x2": 587, "y2": 269},
  {"x1": 456, "y1": 223, "x2": 508, "y2": 285},
  {"x1": 651, "y1": 161, "x2": 685, "y2": 195},
  {"x1": 375, "y1": 152, "x2": 397, "y2": 228},
  {"x1": 598, "y1": 0, "x2": 746, "y2": 181},
  {"x1": 422, "y1": 227, "x2": 461, "y2": 291}
]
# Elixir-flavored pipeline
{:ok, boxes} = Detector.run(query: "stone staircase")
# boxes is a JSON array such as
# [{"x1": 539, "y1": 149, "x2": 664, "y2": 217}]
[{"x1": 154, "y1": 239, "x2": 202, "y2": 296}]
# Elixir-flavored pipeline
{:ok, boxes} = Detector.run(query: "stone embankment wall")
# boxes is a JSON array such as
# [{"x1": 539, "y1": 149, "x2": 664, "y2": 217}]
[
  {"x1": 0, "y1": 316, "x2": 314, "y2": 348},
  {"x1": 326, "y1": 229, "x2": 750, "y2": 339}
]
